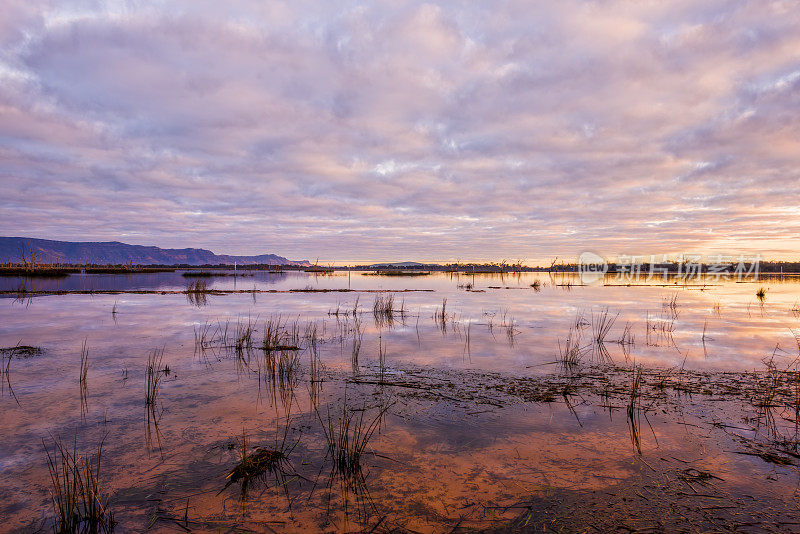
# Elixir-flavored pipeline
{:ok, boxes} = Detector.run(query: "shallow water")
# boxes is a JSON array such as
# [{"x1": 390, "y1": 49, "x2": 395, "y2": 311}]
[{"x1": 1, "y1": 272, "x2": 799, "y2": 531}]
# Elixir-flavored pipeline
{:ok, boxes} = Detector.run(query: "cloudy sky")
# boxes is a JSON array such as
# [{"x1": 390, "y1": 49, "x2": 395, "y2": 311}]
[{"x1": 1, "y1": 1, "x2": 799, "y2": 264}]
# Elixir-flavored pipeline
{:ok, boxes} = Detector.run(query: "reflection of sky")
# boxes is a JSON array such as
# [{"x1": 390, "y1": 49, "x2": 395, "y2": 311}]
[
  {"x1": 2, "y1": 2, "x2": 800, "y2": 262},
  {"x1": 0, "y1": 270, "x2": 289, "y2": 292},
  {"x1": 1, "y1": 272, "x2": 800, "y2": 529},
  {"x1": 2, "y1": 272, "x2": 799, "y2": 374}
]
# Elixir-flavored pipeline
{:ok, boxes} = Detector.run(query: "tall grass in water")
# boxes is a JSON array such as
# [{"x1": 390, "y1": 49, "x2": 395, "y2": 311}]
[
  {"x1": 43, "y1": 434, "x2": 115, "y2": 533},
  {"x1": 557, "y1": 326, "x2": 584, "y2": 372},
  {"x1": 186, "y1": 279, "x2": 209, "y2": 306},
  {"x1": 234, "y1": 315, "x2": 257, "y2": 355},
  {"x1": 1, "y1": 347, "x2": 20, "y2": 405},
  {"x1": 351, "y1": 316, "x2": 364, "y2": 374},
  {"x1": 434, "y1": 298, "x2": 448, "y2": 332},
  {"x1": 307, "y1": 325, "x2": 322, "y2": 409},
  {"x1": 79, "y1": 341, "x2": 89, "y2": 419},
  {"x1": 220, "y1": 423, "x2": 296, "y2": 500},
  {"x1": 756, "y1": 287, "x2": 767, "y2": 302},
  {"x1": 372, "y1": 295, "x2": 395, "y2": 327},
  {"x1": 262, "y1": 315, "x2": 301, "y2": 351},
  {"x1": 259, "y1": 318, "x2": 301, "y2": 407},
  {"x1": 591, "y1": 308, "x2": 618, "y2": 362},
  {"x1": 319, "y1": 399, "x2": 391, "y2": 481},
  {"x1": 378, "y1": 335, "x2": 387, "y2": 381},
  {"x1": 646, "y1": 310, "x2": 676, "y2": 347},
  {"x1": 193, "y1": 320, "x2": 222, "y2": 356},
  {"x1": 145, "y1": 349, "x2": 164, "y2": 409},
  {"x1": 499, "y1": 309, "x2": 517, "y2": 346},
  {"x1": 663, "y1": 293, "x2": 680, "y2": 318},
  {"x1": 625, "y1": 366, "x2": 657, "y2": 455},
  {"x1": 308, "y1": 323, "x2": 322, "y2": 384},
  {"x1": 144, "y1": 349, "x2": 165, "y2": 456},
  {"x1": 627, "y1": 366, "x2": 644, "y2": 454}
]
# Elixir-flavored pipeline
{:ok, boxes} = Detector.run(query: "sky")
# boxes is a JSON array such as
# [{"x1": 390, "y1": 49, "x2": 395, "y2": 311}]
[{"x1": 1, "y1": 1, "x2": 799, "y2": 265}]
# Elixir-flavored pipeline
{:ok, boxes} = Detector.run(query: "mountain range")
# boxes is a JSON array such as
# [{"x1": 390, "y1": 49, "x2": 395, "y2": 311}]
[{"x1": 0, "y1": 237, "x2": 310, "y2": 266}]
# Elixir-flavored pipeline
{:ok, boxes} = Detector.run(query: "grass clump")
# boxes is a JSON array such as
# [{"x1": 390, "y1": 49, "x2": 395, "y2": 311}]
[
  {"x1": 220, "y1": 427, "x2": 294, "y2": 497},
  {"x1": 756, "y1": 287, "x2": 767, "y2": 302},
  {"x1": 557, "y1": 326, "x2": 584, "y2": 372},
  {"x1": 0, "y1": 345, "x2": 43, "y2": 358},
  {"x1": 79, "y1": 341, "x2": 89, "y2": 419},
  {"x1": 372, "y1": 295, "x2": 395, "y2": 326},
  {"x1": 261, "y1": 316, "x2": 301, "y2": 351},
  {"x1": 320, "y1": 400, "x2": 391, "y2": 481},
  {"x1": 43, "y1": 434, "x2": 115, "y2": 533},
  {"x1": 145, "y1": 349, "x2": 164, "y2": 409},
  {"x1": 591, "y1": 308, "x2": 618, "y2": 362}
]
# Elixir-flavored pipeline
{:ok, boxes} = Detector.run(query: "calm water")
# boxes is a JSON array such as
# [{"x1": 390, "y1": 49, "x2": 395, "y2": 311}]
[{"x1": 1, "y1": 272, "x2": 799, "y2": 531}]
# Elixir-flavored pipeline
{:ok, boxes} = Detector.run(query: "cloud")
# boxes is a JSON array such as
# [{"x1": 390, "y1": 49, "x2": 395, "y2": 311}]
[{"x1": 1, "y1": 0, "x2": 799, "y2": 263}]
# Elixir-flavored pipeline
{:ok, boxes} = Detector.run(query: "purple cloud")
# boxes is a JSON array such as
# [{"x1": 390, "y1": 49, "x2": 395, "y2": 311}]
[{"x1": 1, "y1": 1, "x2": 799, "y2": 263}]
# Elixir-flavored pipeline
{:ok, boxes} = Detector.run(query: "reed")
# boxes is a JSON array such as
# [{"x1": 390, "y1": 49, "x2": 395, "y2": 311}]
[
  {"x1": 616, "y1": 321, "x2": 634, "y2": 346},
  {"x1": 235, "y1": 315, "x2": 256, "y2": 354},
  {"x1": 262, "y1": 316, "x2": 301, "y2": 351},
  {"x1": 319, "y1": 399, "x2": 391, "y2": 481},
  {"x1": 219, "y1": 419, "x2": 297, "y2": 499},
  {"x1": 590, "y1": 308, "x2": 617, "y2": 362},
  {"x1": 663, "y1": 293, "x2": 680, "y2": 316},
  {"x1": 557, "y1": 326, "x2": 584, "y2": 372},
  {"x1": 756, "y1": 287, "x2": 767, "y2": 302},
  {"x1": 351, "y1": 316, "x2": 364, "y2": 373},
  {"x1": 145, "y1": 348, "x2": 164, "y2": 409},
  {"x1": 79, "y1": 340, "x2": 89, "y2": 419},
  {"x1": 372, "y1": 295, "x2": 395, "y2": 327},
  {"x1": 186, "y1": 279, "x2": 209, "y2": 306},
  {"x1": 43, "y1": 434, "x2": 115, "y2": 533},
  {"x1": 434, "y1": 298, "x2": 448, "y2": 331},
  {"x1": 626, "y1": 366, "x2": 644, "y2": 454},
  {"x1": 308, "y1": 324, "x2": 322, "y2": 384},
  {"x1": 0, "y1": 348, "x2": 19, "y2": 405},
  {"x1": 193, "y1": 321, "x2": 220, "y2": 353},
  {"x1": 646, "y1": 310, "x2": 676, "y2": 347}
]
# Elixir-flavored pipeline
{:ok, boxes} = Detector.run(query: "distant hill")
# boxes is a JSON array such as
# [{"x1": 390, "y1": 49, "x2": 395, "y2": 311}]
[{"x1": 0, "y1": 237, "x2": 310, "y2": 266}]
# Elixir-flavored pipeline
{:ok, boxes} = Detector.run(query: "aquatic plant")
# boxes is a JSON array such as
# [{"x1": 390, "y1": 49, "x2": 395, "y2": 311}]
[
  {"x1": 351, "y1": 316, "x2": 364, "y2": 373},
  {"x1": 557, "y1": 326, "x2": 585, "y2": 372},
  {"x1": 79, "y1": 341, "x2": 89, "y2": 419},
  {"x1": 372, "y1": 295, "x2": 396, "y2": 327},
  {"x1": 626, "y1": 366, "x2": 644, "y2": 454},
  {"x1": 145, "y1": 348, "x2": 164, "y2": 409},
  {"x1": 262, "y1": 315, "x2": 301, "y2": 351},
  {"x1": 220, "y1": 426, "x2": 295, "y2": 498},
  {"x1": 434, "y1": 298, "x2": 448, "y2": 331},
  {"x1": 591, "y1": 308, "x2": 617, "y2": 362},
  {"x1": 756, "y1": 287, "x2": 767, "y2": 302},
  {"x1": 43, "y1": 434, "x2": 115, "y2": 533},
  {"x1": 319, "y1": 399, "x2": 391, "y2": 481}
]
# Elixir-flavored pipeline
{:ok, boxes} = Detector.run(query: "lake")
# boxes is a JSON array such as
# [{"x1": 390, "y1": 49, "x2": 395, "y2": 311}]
[{"x1": 1, "y1": 271, "x2": 799, "y2": 531}]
